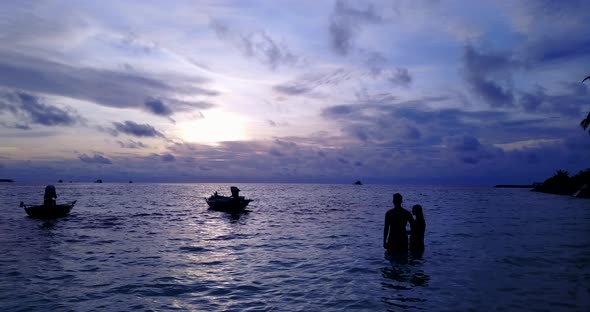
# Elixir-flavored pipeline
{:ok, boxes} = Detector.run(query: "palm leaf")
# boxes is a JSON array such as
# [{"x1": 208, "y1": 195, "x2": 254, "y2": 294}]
[{"x1": 581, "y1": 111, "x2": 590, "y2": 130}]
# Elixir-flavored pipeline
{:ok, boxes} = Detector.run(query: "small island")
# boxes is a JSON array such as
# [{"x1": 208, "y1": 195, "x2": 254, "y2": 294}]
[
  {"x1": 532, "y1": 169, "x2": 590, "y2": 198},
  {"x1": 354, "y1": 180, "x2": 363, "y2": 185},
  {"x1": 0, "y1": 178, "x2": 14, "y2": 183}
]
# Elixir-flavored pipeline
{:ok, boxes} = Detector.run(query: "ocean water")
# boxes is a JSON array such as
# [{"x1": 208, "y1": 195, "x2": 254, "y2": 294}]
[{"x1": 0, "y1": 183, "x2": 589, "y2": 311}]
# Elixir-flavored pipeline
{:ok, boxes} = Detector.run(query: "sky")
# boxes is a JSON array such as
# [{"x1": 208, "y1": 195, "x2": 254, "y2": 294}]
[{"x1": 0, "y1": 0, "x2": 589, "y2": 184}]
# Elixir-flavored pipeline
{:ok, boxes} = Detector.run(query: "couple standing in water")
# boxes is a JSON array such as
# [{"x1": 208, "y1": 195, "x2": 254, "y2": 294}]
[{"x1": 383, "y1": 193, "x2": 425, "y2": 255}]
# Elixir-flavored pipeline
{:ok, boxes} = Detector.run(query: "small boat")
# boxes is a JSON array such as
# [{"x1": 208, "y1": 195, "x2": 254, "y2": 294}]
[
  {"x1": 20, "y1": 201, "x2": 77, "y2": 219},
  {"x1": 205, "y1": 186, "x2": 252, "y2": 212}
]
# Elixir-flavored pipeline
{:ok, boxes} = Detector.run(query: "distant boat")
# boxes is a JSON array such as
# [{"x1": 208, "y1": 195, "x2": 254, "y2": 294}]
[
  {"x1": 58, "y1": 179, "x2": 63, "y2": 183},
  {"x1": 95, "y1": 179, "x2": 103, "y2": 183},
  {"x1": 205, "y1": 186, "x2": 252, "y2": 212},
  {"x1": 354, "y1": 180, "x2": 363, "y2": 185},
  {"x1": 20, "y1": 201, "x2": 77, "y2": 219}
]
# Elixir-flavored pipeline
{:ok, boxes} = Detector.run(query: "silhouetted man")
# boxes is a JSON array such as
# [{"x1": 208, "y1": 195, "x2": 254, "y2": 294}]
[
  {"x1": 44, "y1": 185, "x2": 57, "y2": 208},
  {"x1": 383, "y1": 193, "x2": 414, "y2": 254}
]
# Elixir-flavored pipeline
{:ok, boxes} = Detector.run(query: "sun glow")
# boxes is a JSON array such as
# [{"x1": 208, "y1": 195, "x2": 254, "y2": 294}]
[{"x1": 177, "y1": 110, "x2": 248, "y2": 144}]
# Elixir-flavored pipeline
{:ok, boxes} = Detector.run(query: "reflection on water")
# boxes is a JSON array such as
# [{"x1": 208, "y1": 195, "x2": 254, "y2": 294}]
[
  {"x1": 381, "y1": 252, "x2": 430, "y2": 309},
  {"x1": 221, "y1": 210, "x2": 250, "y2": 224},
  {"x1": 39, "y1": 219, "x2": 58, "y2": 230}
]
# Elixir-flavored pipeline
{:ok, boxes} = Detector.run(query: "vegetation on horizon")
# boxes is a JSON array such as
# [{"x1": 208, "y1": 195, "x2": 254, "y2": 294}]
[
  {"x1": 534, "y1": 169, "x2": 590, "y2": 197},
  {"x1": 582, "y1": 74, "x2": 590, "y2": 132}
]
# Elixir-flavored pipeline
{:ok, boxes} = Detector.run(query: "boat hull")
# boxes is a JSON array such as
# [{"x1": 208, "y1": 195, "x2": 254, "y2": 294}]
[
  {"x1": 23, "y1": 201, "x2": 76, "y2": 219},
  {"x1": 205, "y1": 197, "x2": 251, "y2": 212}
]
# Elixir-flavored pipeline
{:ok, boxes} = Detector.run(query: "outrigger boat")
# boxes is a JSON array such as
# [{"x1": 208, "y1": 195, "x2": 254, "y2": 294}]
[
  {"x1": 20, "y1": 201, "x2": 77, "y2": 219},
  {"x1": 205, "y1": 186, "x2": 252, "y2": 212}
]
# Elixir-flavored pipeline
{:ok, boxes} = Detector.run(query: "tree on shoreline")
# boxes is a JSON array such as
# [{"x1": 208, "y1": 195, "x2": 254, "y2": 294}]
[{"x1": 535, "y1": 168, "x2": 590, "y2": 198}]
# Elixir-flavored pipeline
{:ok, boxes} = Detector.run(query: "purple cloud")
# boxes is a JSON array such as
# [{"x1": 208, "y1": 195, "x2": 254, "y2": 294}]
[
  {"x1": 112, "y1": 121, "x2": 164, "y2": 138},
  {"x1": 79, "y1": 153, "x2": 112, "y2": 164}
]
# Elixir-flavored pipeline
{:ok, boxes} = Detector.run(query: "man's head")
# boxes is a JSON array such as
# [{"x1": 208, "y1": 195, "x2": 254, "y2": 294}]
[{"x1": 393, "y1": 193, "x2": 403, "y2": 206}]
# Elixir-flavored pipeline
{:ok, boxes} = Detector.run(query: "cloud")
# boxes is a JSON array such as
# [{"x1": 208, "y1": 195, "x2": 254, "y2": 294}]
[
  {"x1": 517, "y1": 83, "x2": 587, "y2": 116},
  {"x1": 0, "y1": 2, "x2": 92, "y2": 50},
  {"x1": 0, "y1": 52, "x2": 218, "y2": 116},
  {"x1": 442, "y1": 134, "x2": 504, "y2": 165},
  {"x1": 463, "y1": 41, "x2": 586, "y2": 117},
  {"x1": 329, "y1": 0, "x2": 382, "y2": 55},
  {"x1": 387, "y1": 68, "x2": 412, "y2": 87},
  {"x1": 273, "y1": 84, "x2": 312, "y2": 96},
  {"x1": 210, "y1": 20, "x2": 301, "y2": 70},
  {"x1": 273, "y1": 69, "x2": 353, "y2": 96},
  {"x1": 0, "y1": 121, "x2": 31, "y2": 130},
  {"x1": 365, "y1": 52, "x2": 387, "y2": 77},
  {"x1": 363, "y1": 52, "x2": 413, "y2": 86},
  {"x1": 330, "y1": 18, "x2": 355, "y2": 56},
  {"x1": 161, "y1": 139, "x2": 368, "y2": 181},
  {"x1": 269, "y1": 148, "x2": 283, "y2": 157},
  {"x1": 266, "y1": 119, "x2": 288, "y2": 128},
  {"x1": 463, "y1": 44, "x2": 517, "y2": 107},
  {"x1": 116, "y1": 140, "x2": 148, "y2": 149},
  {"x1": 4, "y1": 127, "x2": 588, "y2": 184},
  {"x1": 318, "y1": 93, "x2": 576, "y2": 155},
  {"x1": 528, "y1": 36, "x2": 590, "y2": 65},
  {"x1": 79, "y1": 153, "x2": 112, "y2": 164},
  {"x1": 518, "y1": 86, "x2": 545, "y2": 112},
  {"x1": 120, "y1": 32, "x2": 159, "y2": 54},
  {"x1": 449, "y1": 135, "x2": 481, "y2": 152},
  {"x1": 112, "y1": 121, "x2": 164, "y2": 138},
  {"x1": 461, "y1": 156, "x2": 479, "y2": 164},
  {"x1": 511, "y1": 1, "x2": 590, "y2": 65},
  {"x1": 144, "y1": 98, "x2": 173, "y2": 116},
  {"x1": 161, "y1": 153, "x2": 176, "y2": 162},
  {"x1": 405, "y1": 125, "x2": 421, "y2": 140},
  {"x1": 494, "y1": 138, "x2": 561, "y2": 152},
  {"x1": 2, "y1": 1, "x2": 589, "y2": 185},
  {"x1": 0, "y1": 90, "x2": 83, "y2": 128},
  {"x1": 321, "y1": 104, "x2": 359, "y2": 119}
]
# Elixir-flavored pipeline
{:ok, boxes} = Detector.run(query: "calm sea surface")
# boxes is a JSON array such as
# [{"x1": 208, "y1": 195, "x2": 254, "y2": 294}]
[{"x1": 0, "y1": 183, "x2": 589, "y2": 311}]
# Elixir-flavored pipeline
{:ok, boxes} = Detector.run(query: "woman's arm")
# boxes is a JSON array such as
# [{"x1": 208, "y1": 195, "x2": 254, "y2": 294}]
[{"x1": 383, "y1": 212, "x2": 390, "y2": 248}]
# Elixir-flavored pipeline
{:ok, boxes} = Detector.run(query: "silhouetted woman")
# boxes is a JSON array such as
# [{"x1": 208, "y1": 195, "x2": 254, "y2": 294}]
[{"x1": 410, "y1": 205, "x2": 425, "y2": 254}]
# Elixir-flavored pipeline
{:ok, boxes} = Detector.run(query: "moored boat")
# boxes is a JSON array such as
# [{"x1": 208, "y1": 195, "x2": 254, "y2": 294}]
[
  {"x1": 20, "y1": 201, "x2": 77, "y2": 219},
  {"x1": 205, "y1": 186, "x2": 252, "y2": 212}
]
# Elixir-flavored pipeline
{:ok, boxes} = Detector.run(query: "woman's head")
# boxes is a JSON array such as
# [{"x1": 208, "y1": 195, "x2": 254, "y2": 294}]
[{"x1": 412, "y1": 204, "x2": 424, "y2": 219}]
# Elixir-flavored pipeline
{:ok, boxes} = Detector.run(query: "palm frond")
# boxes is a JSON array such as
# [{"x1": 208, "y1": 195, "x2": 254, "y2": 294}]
[{"x1": 581, "y1": 112, "x2": 590, "y2": 130}]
